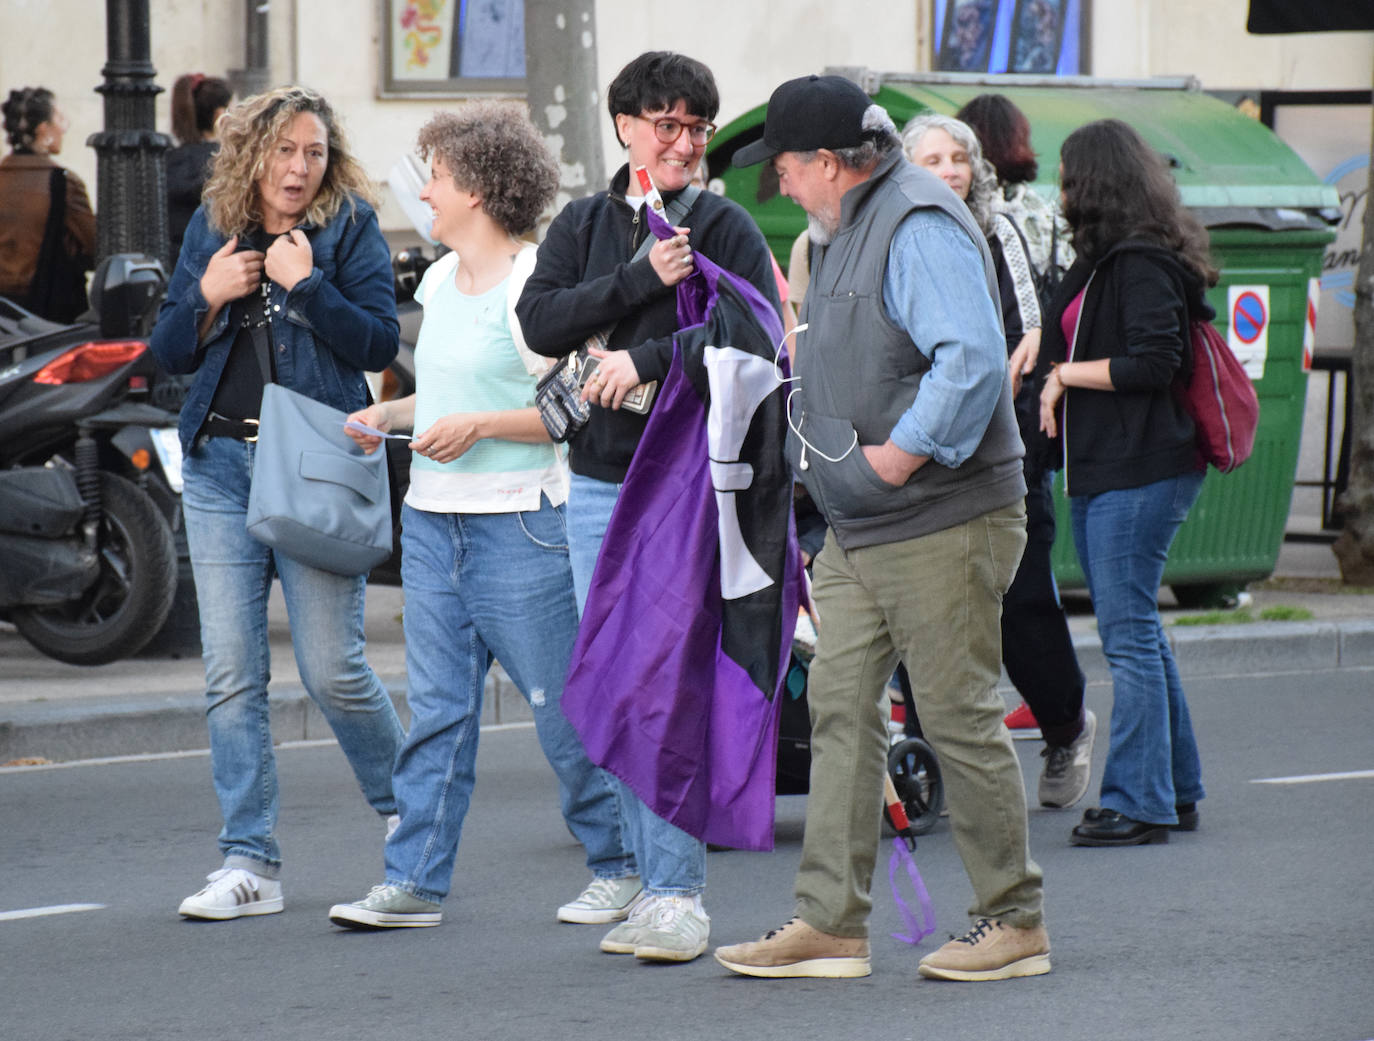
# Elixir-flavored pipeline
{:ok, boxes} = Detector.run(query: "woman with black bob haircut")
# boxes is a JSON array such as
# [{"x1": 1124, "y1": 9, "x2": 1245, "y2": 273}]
[
  {"x1": 1038, "y1": 118, "x2": 1217, "y2": 848},
  {"x1": 516, "y1": 50, "x2": 782, "y2": 963},
  {"x1": 166, "y1": 73, "x2": 233, "y2": 268},
  {"x1": 151, "y1": 85, "x2": 405, "y2": 920}
]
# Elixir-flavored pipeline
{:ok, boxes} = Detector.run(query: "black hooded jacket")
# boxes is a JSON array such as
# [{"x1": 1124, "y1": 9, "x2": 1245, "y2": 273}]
[{"x1": 1039, "y1": 239, "x2": 1211, "y2": 497}]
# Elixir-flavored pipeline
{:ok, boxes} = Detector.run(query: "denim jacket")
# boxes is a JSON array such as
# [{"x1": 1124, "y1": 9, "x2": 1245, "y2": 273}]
[{"x1": 150, "y1": 195, "x2": 399, "y2": 454}]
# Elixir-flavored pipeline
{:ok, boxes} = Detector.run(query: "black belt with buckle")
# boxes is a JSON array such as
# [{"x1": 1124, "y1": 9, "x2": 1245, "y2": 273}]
[{"x1": 202, "y1": 411, "x2": 260, "y2": 441}]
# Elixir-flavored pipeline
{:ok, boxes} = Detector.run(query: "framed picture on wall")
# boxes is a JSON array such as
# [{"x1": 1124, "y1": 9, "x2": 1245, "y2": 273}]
[
  {"x1": 933, "y1": 0, "x2": 1088, "y2": 75},
  {"x1": 380, "y1": 0, "x2": 525, "y2": 97},
  {"x1": 1009, "y1": 0, "x2": 1068, "y2": 73},
  {"x1": 937, "y1": 0, "x2": 998, "y2": 72}
]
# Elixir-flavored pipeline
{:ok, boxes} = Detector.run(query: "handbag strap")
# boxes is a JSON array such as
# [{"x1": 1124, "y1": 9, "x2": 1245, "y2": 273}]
[{"x1": 632, "y1": 183, "x2": 700, "y2": 262}]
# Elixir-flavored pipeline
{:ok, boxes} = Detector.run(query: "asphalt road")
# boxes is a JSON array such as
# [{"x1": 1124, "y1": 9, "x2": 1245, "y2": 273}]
[{"x1": 2, "y1": 668, "x2": 1372, "y2": 1041}]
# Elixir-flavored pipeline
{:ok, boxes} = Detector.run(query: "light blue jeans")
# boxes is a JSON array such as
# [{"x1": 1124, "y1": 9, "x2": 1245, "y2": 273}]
[
  {"x1": 1070, "y1": 470, "x2": 1207, "y2": 825},
  {"x1": 567, "y1": 472, "x2": 707, "y2": 897},
  {"x1": 181, "y1": 436, "x2": 404, "y2": 879},
  {"x1": 384, "y1": 500, "x2": 634, "y2": 903}
]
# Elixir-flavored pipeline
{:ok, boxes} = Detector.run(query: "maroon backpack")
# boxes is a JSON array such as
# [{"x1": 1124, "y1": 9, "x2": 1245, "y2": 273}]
[{"x1": 1176, "y1": 319, "x2": 1259, "y2": 473}]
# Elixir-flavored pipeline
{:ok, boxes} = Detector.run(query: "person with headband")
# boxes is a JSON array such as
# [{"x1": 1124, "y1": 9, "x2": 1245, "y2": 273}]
[
  {"x1": 0, "y1": 86, "x2": 95, "y2": 321},
  {"x1": 717, "y1": 75, "x2": 1048, "y2": 983}
]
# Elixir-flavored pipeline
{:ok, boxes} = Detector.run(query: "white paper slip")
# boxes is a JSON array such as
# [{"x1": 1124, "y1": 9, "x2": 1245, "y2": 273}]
[{"x1": 345, "y1": 419, "x2": 413, "y2": 441}]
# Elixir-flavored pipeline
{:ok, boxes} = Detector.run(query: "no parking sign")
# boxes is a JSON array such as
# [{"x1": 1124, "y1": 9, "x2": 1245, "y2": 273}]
[{"x1": 1227, "y1": 284, "x2": 1269, "y2": 379}]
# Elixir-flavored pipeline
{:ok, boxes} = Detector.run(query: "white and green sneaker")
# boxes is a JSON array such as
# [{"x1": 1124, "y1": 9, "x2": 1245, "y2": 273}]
[
  {"x1": 599, "y1": 894, "x2": 656, "y2": 953},
  {"x1": 558, "y1": 875, "x2": 643, "y2": 924},
  {"x1": 634, "y1": 894, "x2": 710, "y2": 963},
  {"x1": 328, "y1": 885, "x2": 442, "y2": 929}
]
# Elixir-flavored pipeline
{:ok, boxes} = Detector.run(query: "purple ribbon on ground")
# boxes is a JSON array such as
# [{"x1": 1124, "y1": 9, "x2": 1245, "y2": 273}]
[{"x1": 889, "y1": 836, "x2": 937, "y2": 945}]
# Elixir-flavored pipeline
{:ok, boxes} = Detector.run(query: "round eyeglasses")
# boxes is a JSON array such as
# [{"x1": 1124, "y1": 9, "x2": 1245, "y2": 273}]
[{"x1": 634, "y1": 114, "x2": 717, "y2": 146}]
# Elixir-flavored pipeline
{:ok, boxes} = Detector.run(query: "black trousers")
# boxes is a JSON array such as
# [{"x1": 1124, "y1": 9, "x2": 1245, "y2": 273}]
[{"x1": 1001, "y1": 468, "x2": 1085, "y2": 746}]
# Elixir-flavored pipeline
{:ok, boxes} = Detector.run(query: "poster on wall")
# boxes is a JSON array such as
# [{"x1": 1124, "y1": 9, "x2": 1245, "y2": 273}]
[
  {"x1": 1264, "y1": 92, "x2": 1371, "y2": 354},
  {"x1": 382, "y1": 0, "x2": 525, "y2": 95},
  {"x1": 934, "y1": 0, "x2": 1087, "y2": 74}
]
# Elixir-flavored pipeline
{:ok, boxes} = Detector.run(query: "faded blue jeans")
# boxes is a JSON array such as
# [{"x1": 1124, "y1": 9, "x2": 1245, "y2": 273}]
[
  {"x1": 567, "y1": 472, "x2": 707, "y2": 897},
  {"x1": 384, "y1": 499, "x2": 633, "y2": 903},
  {"x1": 182, "y1": 436, "x2": 404, "y2": 879},
  {"x1": 1070, "y1": 470, "x2": 1207, "y2": 825}
]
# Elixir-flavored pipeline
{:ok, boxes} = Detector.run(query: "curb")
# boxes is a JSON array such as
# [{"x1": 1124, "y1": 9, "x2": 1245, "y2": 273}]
[
  {"x1": 4, "y1": 621, "x2": 1373, "y2": 767},
  {"x1": 0, "y1": 665, "x2": 527, "y2": 767}
]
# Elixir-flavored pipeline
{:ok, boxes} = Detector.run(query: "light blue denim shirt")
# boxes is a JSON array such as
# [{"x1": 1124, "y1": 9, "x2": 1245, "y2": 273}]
[{"x1": 882, "y1": 208, "x2": 1006, "y2": 468}]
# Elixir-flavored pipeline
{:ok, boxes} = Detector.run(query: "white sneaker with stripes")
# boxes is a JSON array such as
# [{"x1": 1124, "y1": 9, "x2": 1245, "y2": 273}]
[{"x1": 178, "y1": 867, "x2": 284, "y2": 920}]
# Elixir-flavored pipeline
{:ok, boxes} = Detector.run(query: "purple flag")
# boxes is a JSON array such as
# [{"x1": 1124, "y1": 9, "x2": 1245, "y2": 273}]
[{"x1": 561, "y1": 207, "x2": 802, "y2": 852}]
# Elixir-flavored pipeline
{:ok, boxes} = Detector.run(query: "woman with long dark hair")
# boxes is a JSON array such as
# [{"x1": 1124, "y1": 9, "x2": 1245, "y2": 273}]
[
  {"x1": 1039, "y1": 118, "x2": 1216, "y2": 847},
  {"x1": 0, "y1": 86, "x2": 95, "y2": 321}
]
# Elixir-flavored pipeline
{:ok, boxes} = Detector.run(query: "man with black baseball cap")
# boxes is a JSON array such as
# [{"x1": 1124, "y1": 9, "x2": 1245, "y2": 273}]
[{"x1": 714, "y1": 75, "x2": 1050, "y2": 982}]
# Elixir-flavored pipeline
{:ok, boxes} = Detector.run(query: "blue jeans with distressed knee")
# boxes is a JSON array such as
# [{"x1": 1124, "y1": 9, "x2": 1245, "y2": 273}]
[{"x1": 383, "y1": 499, "x2": 633, "y2": 903}]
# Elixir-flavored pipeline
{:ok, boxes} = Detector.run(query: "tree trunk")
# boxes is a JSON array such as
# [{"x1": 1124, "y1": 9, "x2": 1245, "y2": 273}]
[
  {"x1": 1332, "y1": 83, "x2": 1374, "y2": 584},
  {"x1": 523, "y1": 0, "x2": 604, "y2": 212}
]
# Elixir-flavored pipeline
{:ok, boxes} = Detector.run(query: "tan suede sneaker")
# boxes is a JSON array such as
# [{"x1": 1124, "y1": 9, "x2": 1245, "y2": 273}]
[
  {"x1": 714, "y1": 917, "x2": 871, "y2": 978},
  {"x1": 918, "y1": 918, "x2": 1051, "y2": 981}
]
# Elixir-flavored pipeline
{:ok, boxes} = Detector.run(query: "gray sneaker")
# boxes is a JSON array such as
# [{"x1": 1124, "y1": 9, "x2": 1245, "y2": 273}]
[
  {"x1": 557, "y1": 875, "x2": 643, "y2": 924},
  {"x1": 634, "y1": 895, "x2": 710, "y2": 962},
  {"x1": 599, "y1": 894, "x2": 655, "y2": 953},
  {"x1": 328, "y1": 885, "x2": 442, "y2": 929},
  {"x1": 1039, "y1": 709, "x2": 1096, "y2": 809}
]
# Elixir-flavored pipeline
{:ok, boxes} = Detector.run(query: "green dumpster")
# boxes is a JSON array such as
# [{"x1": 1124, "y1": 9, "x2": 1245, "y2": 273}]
[{"x1": 708, "y1": 71, "x2": 1338, "y2": 602}]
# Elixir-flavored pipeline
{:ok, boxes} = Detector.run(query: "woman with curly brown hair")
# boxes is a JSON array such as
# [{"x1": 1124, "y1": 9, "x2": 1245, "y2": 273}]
[
  {"x1": 1038, "y1": 118, "x2": 1216, "y2": 847},
  {"x1": 0, "y1": 86, "x2": 95, "y2": 320},
  {"x1": 150, "y1": 86, "x2": 404, "y2": 919},
  {"x1": 328, "y1": 103, "x2": 633, "y2": 930}
]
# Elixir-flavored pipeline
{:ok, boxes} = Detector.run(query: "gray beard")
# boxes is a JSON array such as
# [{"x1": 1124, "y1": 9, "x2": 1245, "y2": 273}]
[{"x1": 807, "y1": 212, "x2": 838, "y2": 246}]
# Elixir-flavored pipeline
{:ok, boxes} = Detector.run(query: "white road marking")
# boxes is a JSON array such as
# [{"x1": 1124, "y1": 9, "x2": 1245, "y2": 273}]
[
  {"x1": 0, "y1": 723, "x2": 538, "y2": 773},
  {"x1": 0, "y1": 903, "x2": 105, "y2": 921},
  {"x1": 1250, "y1": 769, "x2": 1374, "y2": 785}
]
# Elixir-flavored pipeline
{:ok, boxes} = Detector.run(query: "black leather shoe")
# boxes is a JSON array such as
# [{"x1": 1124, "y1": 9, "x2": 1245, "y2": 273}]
[
  {"x1": 1070, "y1": 808, "x2": 1169, "y2": 846},
  {"x1": 1171, "y1": 803, "x2": 1200, "y2": 831}
]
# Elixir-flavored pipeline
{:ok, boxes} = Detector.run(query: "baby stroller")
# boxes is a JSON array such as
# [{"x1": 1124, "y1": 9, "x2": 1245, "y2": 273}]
[{"x1": 777, "y1": 619, "x2": 946, "y2": 835}]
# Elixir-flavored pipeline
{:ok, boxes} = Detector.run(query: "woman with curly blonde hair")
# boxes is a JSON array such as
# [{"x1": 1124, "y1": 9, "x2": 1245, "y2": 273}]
[
  {"x1": 150, "y1": 85, "x2": 404, "y2": 921},
  {"x1": 329, "y1": 102, "x2": 634, "y2": 930}
]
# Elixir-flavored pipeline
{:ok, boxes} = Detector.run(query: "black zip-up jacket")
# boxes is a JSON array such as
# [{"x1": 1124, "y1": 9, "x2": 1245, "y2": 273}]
[
  {"x1": 515, "y1": 164, "x2": 781, "y2": 483},
  {"x1": 1040, "y1": 239, "x2": 1210, "y2": 497}
]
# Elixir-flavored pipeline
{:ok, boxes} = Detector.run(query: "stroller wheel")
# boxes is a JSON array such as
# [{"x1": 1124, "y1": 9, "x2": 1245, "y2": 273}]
[{"x1": 886, "y1": 737, "x2": 944, "y2": 836}]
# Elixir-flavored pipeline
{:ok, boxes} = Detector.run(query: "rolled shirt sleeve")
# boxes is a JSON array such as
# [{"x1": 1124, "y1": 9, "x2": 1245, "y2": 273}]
[{"x1": 883, "y1": 209, "x2": 1007, "y2": 468}]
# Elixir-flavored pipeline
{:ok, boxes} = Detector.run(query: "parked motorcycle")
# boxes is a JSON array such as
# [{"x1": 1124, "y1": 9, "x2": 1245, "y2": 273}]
[{"x1": 0, "y1": 255, "x2": 185, "y2": 665}]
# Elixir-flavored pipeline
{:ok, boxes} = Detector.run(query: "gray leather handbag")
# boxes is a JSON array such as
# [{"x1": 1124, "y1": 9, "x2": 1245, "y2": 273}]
[{"x1": 246, "y1": 382, "x2": 392, "y2": 576}]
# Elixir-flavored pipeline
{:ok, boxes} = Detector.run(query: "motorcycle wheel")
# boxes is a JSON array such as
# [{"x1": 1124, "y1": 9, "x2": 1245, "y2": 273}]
[{"x1": 11, "y1": 472, "x2": 178, "y2": 666}]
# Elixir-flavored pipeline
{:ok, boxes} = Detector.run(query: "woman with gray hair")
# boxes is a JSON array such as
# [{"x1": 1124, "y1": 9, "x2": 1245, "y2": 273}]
[{"x1": 903, "y1": 111, "x2": 1096, "y2": 813}]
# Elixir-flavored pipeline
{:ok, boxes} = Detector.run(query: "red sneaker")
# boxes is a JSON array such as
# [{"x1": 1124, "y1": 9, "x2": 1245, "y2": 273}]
[{"x1": 1003, "y1": 701, "x2": 1040, "y2": 733}]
